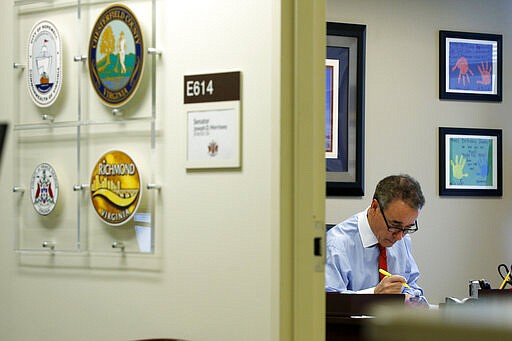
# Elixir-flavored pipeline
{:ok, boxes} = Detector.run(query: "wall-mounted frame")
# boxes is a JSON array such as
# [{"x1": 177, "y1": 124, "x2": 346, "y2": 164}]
[
  {"x1": 439, "y1": 127, "x2": 502, "y2": 197},
  {"x1": 439, "y1": 30, "x2": 502, "y2": 102},
  {"x1": 326, "y1": 22, "x2": 366, "y2": 196}
]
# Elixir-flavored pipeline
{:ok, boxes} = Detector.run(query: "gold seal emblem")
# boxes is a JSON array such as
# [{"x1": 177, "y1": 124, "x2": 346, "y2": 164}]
[
  {"x1": 88, "y1": 4, "x2": 144, "y2": 107},
  {"x1": 90, "y1": 150, "x2": 141, "y2": 226}
]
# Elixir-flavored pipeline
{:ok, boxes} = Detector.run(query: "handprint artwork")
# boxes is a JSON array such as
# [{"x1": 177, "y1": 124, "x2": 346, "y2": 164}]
[
  {"x1": 449, "y1": 137, "x2": 493, "y2": 187},
  {"x1": 477, "y1": 157, "x2": 489, "y2": 177},
  {"x1": 449, "y1": 41, "x2": 493, "y2": 91},
  {"x1": 476, "y1": 61, "x2": 492, "y2": 85},
  {"x1": 452, "y1": 57, "x2": 473, "y2": 87},
  {"x1": 450, "y1": 154, "x2": 469, "y2": 181}
]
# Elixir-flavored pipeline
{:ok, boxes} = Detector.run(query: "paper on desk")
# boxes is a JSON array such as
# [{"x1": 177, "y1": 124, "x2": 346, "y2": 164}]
[{"x1": 350, "y1": 315, "x2": 375, "y2": 319}]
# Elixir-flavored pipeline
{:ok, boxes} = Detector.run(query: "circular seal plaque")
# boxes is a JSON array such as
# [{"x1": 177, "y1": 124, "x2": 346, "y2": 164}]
[
  {"x1": 90, "y1": 150, "x2": 141, "y2": 226},
  {"x1": 30, "y1": 163, "x2": 59, "y2": 216},
  {"x1": 88, "y1": 4, "x2": 145, "y2": 107},
  {"x1": 27, "y1": 20, "x2": 63, "y2": 107}
]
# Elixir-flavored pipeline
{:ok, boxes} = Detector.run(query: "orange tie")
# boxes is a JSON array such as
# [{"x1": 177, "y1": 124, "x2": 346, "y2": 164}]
[{"x1": 378, "y1": 244, "x2": 387, "y2": 281}]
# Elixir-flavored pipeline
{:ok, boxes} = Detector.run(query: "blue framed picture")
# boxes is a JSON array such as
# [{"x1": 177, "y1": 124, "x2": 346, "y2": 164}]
[
  {"x1": 325, "y1": 57, "x2": 340, "y2": 160},
  {"x1": 326, "y1": 22, "x2": 365, "y2": 196},
  {"x1": 439, "y1": 127, "x2": 502, "y2": 196},
  {"x1": 439, "y1": 30, "x2": 502, "y2": 101}
]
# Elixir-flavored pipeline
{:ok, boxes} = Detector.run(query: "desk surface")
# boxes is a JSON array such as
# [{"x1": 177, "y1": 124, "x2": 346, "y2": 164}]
[
  {"x1": 326, "y1": 293, "x2": 405, "y2": 341},
  {"x1": 326, "y1": 292, "x2": 404, "y2": 316},
  {"x1": 478, "y1": 288, "x2": 512, "y2": 299}
]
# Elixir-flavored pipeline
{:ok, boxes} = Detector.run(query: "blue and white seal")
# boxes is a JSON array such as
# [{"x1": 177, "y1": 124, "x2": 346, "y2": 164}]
[
  {"x1": 30, "y1": 163, "x2": 59, "y2": 216},
  {"x1": 27, "y1": 20, "x2": 63, "y2": 107}
]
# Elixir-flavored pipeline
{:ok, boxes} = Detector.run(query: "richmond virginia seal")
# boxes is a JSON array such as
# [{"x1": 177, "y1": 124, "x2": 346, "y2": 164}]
[
  {"x1": 30, "y1": 163, "x2": 59, "y2": 215},
  {"x1": 88, "y1": 4, "x2": 144, "y2": 107},
  {"x1": 27, "y1": 20, "x2": 63, "y2": 107},
  {"x1": 90, "y1": 150, "x2": 141, "y2": 226}
]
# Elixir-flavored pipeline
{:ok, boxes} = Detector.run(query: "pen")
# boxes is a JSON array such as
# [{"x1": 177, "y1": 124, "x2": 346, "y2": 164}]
[
  {"x1": 379, "y1": 268, "x2": 410, "y2": 288},
  {"x1": 499, "y1": 271, "x2": 511, "y2": 290}
]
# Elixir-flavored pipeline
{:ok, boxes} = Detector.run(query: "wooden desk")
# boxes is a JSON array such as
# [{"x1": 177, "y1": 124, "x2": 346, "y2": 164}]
[
  {"x1": 478, "y1": 288, "x2": 512, "y2": 299},
  {"x1": 326, "y1": 293, "x2": 404, "y2": 341},
  {"x1": 326, "y1": 315, "x2": 367, "y2": 341}
]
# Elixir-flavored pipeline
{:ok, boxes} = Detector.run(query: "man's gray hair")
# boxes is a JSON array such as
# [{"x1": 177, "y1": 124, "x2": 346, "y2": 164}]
[{"x1": 373, "y1": 174, "x2": 425, "y2": 210}]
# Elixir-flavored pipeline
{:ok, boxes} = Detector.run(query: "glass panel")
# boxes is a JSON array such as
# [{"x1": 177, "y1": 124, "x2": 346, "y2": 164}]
[
  {"x1": 12, "y1": 0, "x2": 158, "y2": 255},
  {"x1": 80, "y1": 120, "x2": 155, "y2": 253},
  {"x1": 80, "y1": 0, "x2": 154, "y2": 124},
  {"x1": 13, "y1": 126, "x2": 80, "y2": 252},
  {"x1": 14, "y1": 0, "x2": 80, "y2": 125}
]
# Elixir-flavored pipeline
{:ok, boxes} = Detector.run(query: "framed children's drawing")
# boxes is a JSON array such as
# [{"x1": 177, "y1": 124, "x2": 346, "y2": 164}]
[
  {"x1": 439, "y1": 127, "x2": 502, "y2": 196},
  {"x1": 439, "y1": 30, "x2": 502, "y2": 102}
]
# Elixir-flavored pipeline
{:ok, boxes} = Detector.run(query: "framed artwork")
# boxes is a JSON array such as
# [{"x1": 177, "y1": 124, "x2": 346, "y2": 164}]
[
  {"x1": 326, "y1": 22, "x2": 366, "y2": 196},
  {"x1": 439, "y1": 30, "x2": 502, "y2": 101},
  {"x1": 439, "y1": 127, "x2": 502, "y2": 196},
  {"x1": 0, "y1": 122, "x2": 7, "y2": 166}
]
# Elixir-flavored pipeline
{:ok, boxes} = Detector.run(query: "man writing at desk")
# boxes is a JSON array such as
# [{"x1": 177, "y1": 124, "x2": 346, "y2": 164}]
[{"x1": 325, "y1": 174, "x2": 425, "y2": 301}]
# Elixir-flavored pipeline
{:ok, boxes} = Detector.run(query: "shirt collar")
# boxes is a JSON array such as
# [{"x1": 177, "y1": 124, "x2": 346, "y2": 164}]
[{"x1": 358, "y1": 207, "x2": 378, "y2": 248}]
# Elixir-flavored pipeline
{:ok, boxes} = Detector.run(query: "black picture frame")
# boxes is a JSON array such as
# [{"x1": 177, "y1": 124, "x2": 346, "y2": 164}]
[
  {"x1": 326, "y1": 22, "x2": 365, "y2": 196},
  {"x1": 439, "y1": 127, "x2": 502, "y2": 197},
  {"x1": 0, "y1": 122, "x2": 7, "y2": 168},
  {"x1": 439, "y1": 30, "x2": 502, "y2": 102}
]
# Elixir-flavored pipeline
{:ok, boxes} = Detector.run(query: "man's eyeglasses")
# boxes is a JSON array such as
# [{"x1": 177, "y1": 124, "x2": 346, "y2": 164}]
[{"x1": 377, "y1": 200, "x2": 418, "y2": 235}]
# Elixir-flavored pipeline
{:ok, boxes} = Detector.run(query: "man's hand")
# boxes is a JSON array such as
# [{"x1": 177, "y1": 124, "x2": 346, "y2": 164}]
[{"x1": 374, "y1": 275, "x2": 406, "y2": 294}]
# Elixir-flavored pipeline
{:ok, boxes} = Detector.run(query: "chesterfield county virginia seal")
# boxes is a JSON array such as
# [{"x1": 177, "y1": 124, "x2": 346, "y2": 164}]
[
  {"x1": 30, "y1": 163, "x2": 59, "y2": 216},
  {"x1": 27, "y1": 20, "x2": 63, "y2": 107},
  {"x1": 90, "y1": 150, "x2": 141, "y2": 226},
  {"x1": 88, "y1": 4, "x2": 145, "y2": 107}
]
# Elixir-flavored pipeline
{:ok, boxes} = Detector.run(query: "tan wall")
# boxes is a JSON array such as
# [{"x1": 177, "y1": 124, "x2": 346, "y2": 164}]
[
  {"x1": 0, "y1": 1, "x2": 283, "y2": 340},
  {"x1": 326, "y1": 0, "x2": 512, "y2": 304}
]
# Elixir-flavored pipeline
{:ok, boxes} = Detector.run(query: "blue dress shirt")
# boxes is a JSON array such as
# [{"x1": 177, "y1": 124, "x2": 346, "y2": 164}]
[{"x1": 325, "y1": 209, "x2": 423, "y2": 296}]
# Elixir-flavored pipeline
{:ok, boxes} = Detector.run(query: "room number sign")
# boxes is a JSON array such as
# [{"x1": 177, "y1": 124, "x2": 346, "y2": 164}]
[
  {"x1": 184, "y1": 71, "x2": 241, "y2": 169},
  {"x1": 184, "y1": 71, "x2": 240, "y2": 104},
  {"x1": 186, "y1": 79, "x2": 214, "y2": 97}
]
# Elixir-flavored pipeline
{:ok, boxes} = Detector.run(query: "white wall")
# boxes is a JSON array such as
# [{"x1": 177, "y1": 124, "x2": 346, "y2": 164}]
[
  {"x1": 0, "y1": 1, "x2": 281, "y2": 340},
  {"x1": 326, "y1": 0, "x2": 512, "y2": 304}
]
